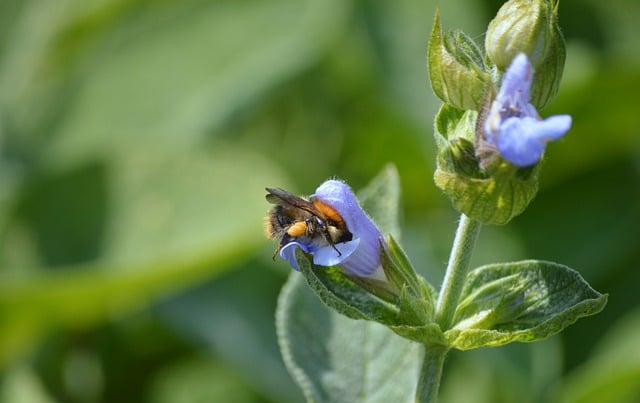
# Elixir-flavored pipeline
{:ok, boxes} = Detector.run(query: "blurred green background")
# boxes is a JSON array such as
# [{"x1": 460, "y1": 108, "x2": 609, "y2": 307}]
[{"x1": 0, "y1": 0, "x2": 639, "y2": 402}]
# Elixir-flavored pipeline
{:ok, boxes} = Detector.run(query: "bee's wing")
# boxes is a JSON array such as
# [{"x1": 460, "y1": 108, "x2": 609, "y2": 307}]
[{"x1": 265, "y1": 187, "x2": 320, "y2": 215}]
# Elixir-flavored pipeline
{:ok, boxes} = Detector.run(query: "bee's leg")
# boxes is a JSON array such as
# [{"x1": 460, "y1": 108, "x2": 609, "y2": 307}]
[
  {"x1": 273, "y1": 233, "x2": 293, "y2": 260},
  {"x1": 330, "y1": 243, "x2": 342, "y2": 256},
  {"x1": 271, "y1": 245, "x2": 282, "y2": 260},
  {"x1": 319, "y1": 226, "x2": 342, "y2": 256}
]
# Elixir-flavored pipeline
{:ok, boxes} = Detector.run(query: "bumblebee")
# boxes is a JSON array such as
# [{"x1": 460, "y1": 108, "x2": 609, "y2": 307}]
[{"x1": 264, "y1": 187, "x2": 353, "y2": 259}]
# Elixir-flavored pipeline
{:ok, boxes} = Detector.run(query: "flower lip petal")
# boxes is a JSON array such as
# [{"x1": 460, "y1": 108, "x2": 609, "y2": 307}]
[
  {"x1": 496, "y1": 117, "x2": 546, "y2": 166},
  {"x1": 312, "y1": 238, "x2": 360, "y2": 267},
  {"x1": 534, "y1": 115, "x2": 572, "y2": 141},
  {"x1": 496, "y1": 115, "x2": 572, "y2": 167},
  {"x1": 279, "y1": 241, "x2": 310, "y2": 271}
]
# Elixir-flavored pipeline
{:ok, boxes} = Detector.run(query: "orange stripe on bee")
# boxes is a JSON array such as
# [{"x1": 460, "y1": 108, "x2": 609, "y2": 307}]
[
  {"x1": 313, "y1": 199, "x2": 344, "y2": 223},
  {"x1": 287, "y1": 221, "x2": 308, "y2": 237}
]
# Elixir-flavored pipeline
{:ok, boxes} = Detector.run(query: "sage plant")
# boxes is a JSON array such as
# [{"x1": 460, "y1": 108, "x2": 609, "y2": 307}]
[{"x1": 272, "y1": 1, "x2": 607, "y2": 402}]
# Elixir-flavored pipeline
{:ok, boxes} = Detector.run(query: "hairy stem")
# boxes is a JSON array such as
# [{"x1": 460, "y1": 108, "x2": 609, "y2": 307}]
[
  {"x1": 435, "y1": 214, "x2": 482, "y2": 330},
  {"x1": 415, "y1": 343, "x2": 449, "y2": 403},
  {"x1": 414, "y1": 215, "x2": 481, "y2": 403}
]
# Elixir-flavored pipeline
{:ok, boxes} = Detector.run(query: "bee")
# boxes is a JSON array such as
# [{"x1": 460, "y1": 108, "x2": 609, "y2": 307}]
[{"x1": 264, "y1": 187, "x2": 353, "y2": 260}]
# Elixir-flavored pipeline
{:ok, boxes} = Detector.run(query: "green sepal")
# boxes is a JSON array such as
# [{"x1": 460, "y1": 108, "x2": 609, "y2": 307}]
[
  {"x1": 434, "y1": 163, "x2": 540, "y2": 225},
  {"x1": 296, "y1": 241, "x2": 445, "y2": 345},
  {"x1": 428, "y1": 10, "x2": 490, "y2": 111},
  {"x1": 381, "y1": 235, "x2": 435, "y2": 304},
  {"x1": 433, "y1": 104, "x2": 540, "y2": 225},
  {"x1": 433, "y1": 104, "x2": 481, "y2": 178},
  {"x1": 530, "y1": 12, "x2": 566, "y2": 109},
  {"x1": 380, "y1": 235, "x2": 437, "y2": 327},
  {"x1": 296, "y1": 249, "x2": 399, "y2": 325},
  {"x1": 396, "y1": 286, "x2": 432, "y2": 328},
  {"x1": 444, "y1": 260, "x2": 608, "y2": 350}
]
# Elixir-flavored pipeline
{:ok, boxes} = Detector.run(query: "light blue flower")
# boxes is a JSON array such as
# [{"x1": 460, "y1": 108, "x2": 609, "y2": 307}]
[
  {"x1": 279, "y1": 180, "x2": 386, "y2": 279},
  {"x1": 484, "y1": 53, "x2": 572, "y2": 167}
]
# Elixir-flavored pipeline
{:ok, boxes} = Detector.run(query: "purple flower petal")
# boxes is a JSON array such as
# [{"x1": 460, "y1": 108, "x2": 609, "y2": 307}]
[
  {"x1": 313, "y1": 180, "x2": 381, "y2": 240},
  {"x1": 494, "y1": 114, "x2": 572, "y2": 166},
  {"x1": 314, "y1": 180, "x2": 385, "y2": 278},
  {"x1": 534, "y1": 115, "x2": 573, "y2": 140},
  {"x1": 484, "y1": 53, "x2": 572, "y2": 167},
  {"x1": 496, "y1": 117, "x2": 547, "y2": 166},
  {"x1": 495, "y1": 53, "x2": 533, "y2": 112}
]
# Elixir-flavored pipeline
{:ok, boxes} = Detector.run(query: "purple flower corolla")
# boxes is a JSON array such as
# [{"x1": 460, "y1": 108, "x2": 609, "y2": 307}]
[
  {"x1": 279, "y1": 180, "x2": 386, "y2": 280},
  {"x1": 484, "y1": 53, "x2": 572, "y2": 167}
]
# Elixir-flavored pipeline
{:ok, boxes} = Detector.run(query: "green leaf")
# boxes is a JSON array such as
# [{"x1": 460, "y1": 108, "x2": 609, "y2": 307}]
[
  {"x1": 0, "y1": 146, "x2": 290, "y2": 367},
  {"x1": 148, "y1": 358, "x2": 261, "y2": 403},
  {"x1": 0, "y1": 363, "x2": 55, "y2": 403},
  {"x1": 31, "y1": 0, "x2": 350, "y2": 164},
  {"x1": 156, "y1": 264, "x2": 303, "y2": 403},
  {"x1": 101, "y1": 146, "x2": 277, "y2": 264},
  {"x1": 356, "y1": 164, "x2": 401, "y2": 239},
  {"x1": 276, "y1": 273, "x2": 420, "y2": 403},
  {"x1": 445, "y1": 260, "x2": 607, "y2": 350},
  {"x1": 555, "y1": 308, "x2": 640, "y2": 403}
]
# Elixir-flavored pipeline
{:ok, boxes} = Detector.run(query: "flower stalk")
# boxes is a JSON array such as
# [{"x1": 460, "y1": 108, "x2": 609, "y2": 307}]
[
  {"x1": 435, "y1": 214, "x2": 482, "y2": 331},
  {"x1": 414, "y1": 214, "x2": 481, "y2": 403},
  {"x1": 415, "y1": 343, "x2": 449, "y2": 403}
]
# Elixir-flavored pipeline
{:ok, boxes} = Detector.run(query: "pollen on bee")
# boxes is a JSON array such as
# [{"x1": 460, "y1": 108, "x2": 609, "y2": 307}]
[
  {"x1": 313, "y1": 200, "x2": 344, "y2": 224},
  {"x1": 287, "y1": 221, "x2": 308, "y2": 237}
]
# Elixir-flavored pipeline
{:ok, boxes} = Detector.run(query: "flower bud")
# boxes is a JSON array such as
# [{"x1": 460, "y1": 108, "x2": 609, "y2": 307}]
[
  {"x1": 485, "y1": 0, "x2": 563, "y2": 73},
  {"x1": 428, "y1": 10, "x2": 490, "y2": 111}
]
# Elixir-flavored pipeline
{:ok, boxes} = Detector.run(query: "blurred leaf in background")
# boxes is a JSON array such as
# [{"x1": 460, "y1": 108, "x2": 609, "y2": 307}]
[{"x1": 0, "y1": 0, "x2": 639, "y2": 402}]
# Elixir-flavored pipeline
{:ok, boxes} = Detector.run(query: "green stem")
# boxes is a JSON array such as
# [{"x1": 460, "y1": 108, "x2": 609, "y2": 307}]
[
  {"x1": 414, "y1": 215, "x2": 481, "y2": 403},
  {"x1": 415, "y1": 343, "x2": 448, "y2": 403},
  {"x1": 435, "y1": 214, "x2": 482, "y2": 332}
]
